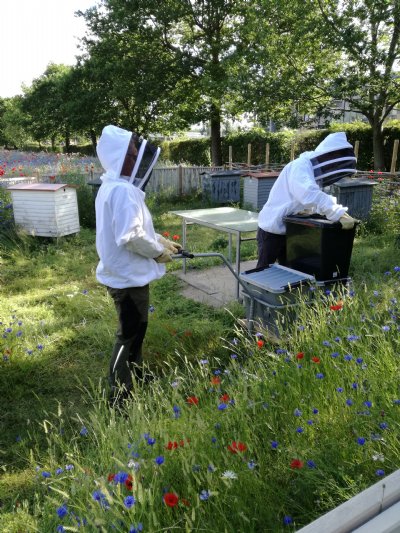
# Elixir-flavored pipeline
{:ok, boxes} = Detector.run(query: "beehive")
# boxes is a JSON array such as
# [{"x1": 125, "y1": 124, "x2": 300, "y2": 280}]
[{"x1": 7, "y1": 183, "x2": 80, "y2": 237}]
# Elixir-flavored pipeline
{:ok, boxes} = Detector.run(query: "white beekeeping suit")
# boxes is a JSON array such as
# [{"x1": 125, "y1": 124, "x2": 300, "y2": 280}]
[
  {"x1": 258, "y1": 132, "x2": 357, "y2": 235},
  {"x1": 95, "y1": 125, "x2": 165, "y2": 288}
]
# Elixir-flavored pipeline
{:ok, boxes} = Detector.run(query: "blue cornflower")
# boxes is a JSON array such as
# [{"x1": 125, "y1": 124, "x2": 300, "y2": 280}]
[
  {"x1": 56, "y1": 468, "x2": 64, "y2": 475},
  {"x1": 42, "y1": 471, "x2": 51, "y2": 478},
  {"x1": 149, "y1": 305, "x2": 155, "y2": 312},
  {"x1": 347, "y1": 335, "x2": 360, "y2": 342},
  {"x1": 114, "y1": 471, "x2": 129, "y2": 484},
  {"x1": 208, "y1": 464, "x2": 216, "y2": 472},
  {"x1": 56, "y1": 504, "x2": 68, "y2": 518},
  {"x1": 271, "y1": 441, "x2": 279, "y2": 449},
  {"x1": 294, "y1": 408, "x2": 302, "y2": 417},
  {"x1": 307, "y1": 460, "x2": 316, "y2": 469},
  {"x1": 65, "y1": 464, "x2": 74, "y2": 471},
  {"x1": 155, "y1": 456, "x2": 164, "y2": 465},
  {"x1": 379, "y1": 422, "x2": 388, "y2": 430},
  {"x1": 322, "y1": 340, "x2": 331, "y2": 346},
  {"x1": 382, "y1": 325, "x2": 390, "y2": 331},
  {"x1": 334, "y1": 336, "x2": 341, "y2": 342},
  {"x1": 247, "y1": 460, "x2": 257, "y2": 470},
  {"x1": 213, "y1": 369, "x2": 221, "y2": 375},
  {"x1": 352, "y1": 382, "x2": 358, "y2": 389},
  {"x1": 346, "y1": 399, "x2": 354, "y2": 406},
  {"x1": 376, "y1": 469, "x2": 385, "y2": 476},
  {"x1": 373, "y1": 290, "x2": 379, "y2": 297},
  {"x1": 337, "y1": 387, "x2": 344, "y2": 393},
  {"x1": 283, "y1": 516, "x2": 293, "y2": 525},
  {"x1": 124, "y1": 495, "x2": 136, "y2": 509},
  {"x1": 313, "y1": 408, "x2": 319, "y2": 414},
  {"x1": 173, "y1": 405, "x2": 181, "y2": 418},
  {"x1": 93, "y1": 490, "x2": 104, "y2": 501},
  {"x1": 37, "y1": 344, "x2": 44, "y2": 350},
  {"x1": 199, "y1": 489, "x2": 210, "y2": 501},
  {"x1": 316, "y1": 373, "x2": 324, "y2": 379},
  {"x1": 356, "y1": 358, "x2": 364, "y2": 364},
  {"x1": 364, "y1": 401, "x2": 372, "y2": 408},
  {"x1": 296, "y1": 427, "x2": 304, "y2": 433},
  {"x1": 16, "y1": 331, "x2": 22, "y2": 337},
  {"x1": 230, "y1": 353, "x2": 238, "y2": 359},
  {"x1": 307, "y1": 420, "x2": 314, "y2": 425},
  {"x1": 129, "y1": 524, "x2": 143, "y2": 533},
  {"x1": 80, "y1": 427, "x2": 88, "y2": 436},
  {"x1": 218, "y1": 403, "x2": 227, "y2": 410},
  {"x1": 200, "y1": 359, "x2": 208, "y2": 365},
  {"x1": 331, "y1": 352, "x2": 339, "y2": 358},
  {"x1": 394, "y1": 266, "x2": 400, "y2": 272},
  {"x1": 344, "y1": 354, "x2": 353, "y2": 361},
  {"x1": 56, "y1": 527, "x2": 66, "y2": 533},
  {"x1": 357, "y1": 437, "x2": 366, "y2": 445},
  {"x1": 147, "y1": 438, "x2": 156, "y2": 446},
  {"x1": 298, "y1": 325, "x2": 305, "y2": 331},
  {"x1": 211, "y1": 437, "x2": 217, "y2": 443}
]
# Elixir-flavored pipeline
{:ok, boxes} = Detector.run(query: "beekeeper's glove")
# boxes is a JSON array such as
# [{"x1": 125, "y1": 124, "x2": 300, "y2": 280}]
[
  {"x1": 339, "y1": 212, "x2": 356, "y2": 230},
  {"x1": 157, "y1": 234, "x2": 182, "y2": 254},
  {"x1": 154, "y1": 248, "x2": 173, "y2": 263}
]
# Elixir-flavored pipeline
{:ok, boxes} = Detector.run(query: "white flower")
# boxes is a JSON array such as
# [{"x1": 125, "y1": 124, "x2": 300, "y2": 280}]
[
  {"x1": 221, "y1": 470, "x2": 237, "y2": 480},
  {"x1": 372, "y1": 453, "x2": 385, "y2": 462}
]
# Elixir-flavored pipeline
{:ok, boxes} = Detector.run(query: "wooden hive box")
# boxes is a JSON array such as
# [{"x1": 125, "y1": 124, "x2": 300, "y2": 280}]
[
  {"x1": 243, "y1": 172, "x2": 280, "y2": 210},
  {"x1": 7, "y1": 183, "x2": 80, "y2": 237}
]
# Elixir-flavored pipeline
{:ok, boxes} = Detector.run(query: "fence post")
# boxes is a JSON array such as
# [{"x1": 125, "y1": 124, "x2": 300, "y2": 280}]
[
  {"x1": 390, "y1": 139, "x2": 399, "y2": 174},
  {"x1": 290, "y1": 143, "x2": 295, "y2": 161},
  {"x1": 354, "y1": 140, "x2": 360, "y2": 159},
  {"x1": 178, "y1": 164, "x2": 183, "y2": 195},
  {"x1": 247, "y1": 144, "x2": 252, "y2": 166},
  {"x1": 229, "y1": 146, "x2": 233, "y2": 169},
  {"x1": 265, "y1": 143, "x2": 270, "y2": 168}
]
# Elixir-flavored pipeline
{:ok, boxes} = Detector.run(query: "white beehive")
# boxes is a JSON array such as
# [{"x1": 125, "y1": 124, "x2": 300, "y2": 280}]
[{"x1": 7, "y1": 183, "x2": 80, "y2": 237}]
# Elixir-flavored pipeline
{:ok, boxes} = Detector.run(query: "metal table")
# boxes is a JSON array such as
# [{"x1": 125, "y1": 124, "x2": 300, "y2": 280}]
[{"x1": 170, "y1": 207, "x2": 259, "y2": 299}]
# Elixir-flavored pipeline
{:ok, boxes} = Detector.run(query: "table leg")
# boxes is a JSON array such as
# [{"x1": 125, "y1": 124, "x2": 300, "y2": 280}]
[
  {"x1": 235, "y1": 231, "x2": 241, "y2": 299},
  {"x1": 182, "y1": 219, "x2": 187, "y2": 274},
  {"x1": 228, "y1": 234, "x2": 232, "y2": 264}
]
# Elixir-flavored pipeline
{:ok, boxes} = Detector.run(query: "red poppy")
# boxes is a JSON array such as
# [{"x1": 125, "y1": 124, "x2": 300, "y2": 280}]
[
  {"x1": 290, "y1": 459, "x2": 304, "y2": 469},
  {"x1": 125, "y1": 474, "x2": 133, "y2": 490},
  {"x1": 164, "y1": 492, "x2": 179, "y2": 507},
  {"x1": 228, "y1": 441, "x2": 247, "y2": 454},
  {"x1": 186, "y1": 396, "x2": 199, "y2": 406},
  {"x1": 311, "y1": 357, "x2": 320, "y2": 363},
  {"x1": 257, "y1": 340, "x2": 264, "y2": 348},
  {"x1": 163, "y1": 231, "x2": 170, "y2": 237},
  {"x1": 330, "y1": 304, "x2": 343, "y2": 311},
  {"x1": 172, "y1": 234, "x2": 180, "y2": 241},
  {"x1": 107, "y1": 473, "x2": 115, "y2": 482},
  {"x1": 220, "y1": 393, "x2": 230, "y2": 403},
  {"x1": 179, "y1": 439, "x2": 186, "y2": 447},
  {"x1": 211, "y1": 376, "x2": 221, "y2": 385},
  {"x1": 296, "y1": 352, "x2": 304, "y2": 360},
  {"x1": 165, "y1": 441, "x2": 179, "y2": 450}
]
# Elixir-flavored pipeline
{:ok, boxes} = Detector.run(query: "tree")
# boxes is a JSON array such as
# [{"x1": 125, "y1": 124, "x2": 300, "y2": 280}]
[
  {"x1": 315, "y1": 0, "x2": 400, "y2": 169},
  {"x1": 79, "y1": 0, "x2": 246, "y2": 165},
  {"x1": 22, "y1": 64, "x2": 74, "y2": 150},
  {"x1": 0, "y1": 97, "x2": 31, "y2": 149}
]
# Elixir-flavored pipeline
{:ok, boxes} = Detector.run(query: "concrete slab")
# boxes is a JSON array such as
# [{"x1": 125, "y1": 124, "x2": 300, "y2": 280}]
[{"x1": 172, "y1": 260, "x2": 258, "y2": 307}]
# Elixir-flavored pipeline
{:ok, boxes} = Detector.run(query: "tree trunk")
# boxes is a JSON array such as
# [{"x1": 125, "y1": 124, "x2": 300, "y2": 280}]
[
  {"x1": 210, "y1": 103, "x2": 222, "y2": 166},
  {"x1": 371, "y1": 119, "x2": 386, "y2": 170},
  {"x1": 89, "y1": 129, "x2": 97, "y2": 155},
  {"x1": 65, "y1": 129, "x2": 71, "y2": 153}
]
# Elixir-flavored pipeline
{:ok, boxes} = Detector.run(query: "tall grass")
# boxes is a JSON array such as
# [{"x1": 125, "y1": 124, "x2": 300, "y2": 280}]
[{"x1": 0, "y1": 189, "x2": 400, "y2": 532}]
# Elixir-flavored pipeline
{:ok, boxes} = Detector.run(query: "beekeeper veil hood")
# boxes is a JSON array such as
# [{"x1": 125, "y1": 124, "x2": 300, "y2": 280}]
[
  {"x1": 309, "y1": 132, "x2": 356, "y2": 187},
  {"x1": 96, "y1": 124, "x2": 161, "y2": 190}
]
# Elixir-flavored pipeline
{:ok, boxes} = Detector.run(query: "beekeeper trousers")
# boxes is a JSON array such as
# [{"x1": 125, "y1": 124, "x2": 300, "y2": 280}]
[
  {"x1": 256, "y1": 228, "x2": 287, "y2": 269},
  {"x1": 107, "y1": 285, "x2": 149, "y2": 400}
]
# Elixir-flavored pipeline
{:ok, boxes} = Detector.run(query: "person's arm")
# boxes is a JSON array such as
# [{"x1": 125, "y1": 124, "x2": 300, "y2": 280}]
[{"x1": 111, "y1": 188, "x2": 164, "y2": 258}]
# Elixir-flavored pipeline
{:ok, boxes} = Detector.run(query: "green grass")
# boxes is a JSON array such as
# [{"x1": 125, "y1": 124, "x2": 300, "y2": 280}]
[{"x1": 1, "y1": 191, "x2": 400, "y2": 532}]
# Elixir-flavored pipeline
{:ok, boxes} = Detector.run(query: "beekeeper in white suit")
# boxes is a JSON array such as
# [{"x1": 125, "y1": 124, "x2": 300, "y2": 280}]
[
  {"x1": 95, "y1": 124, "x2": 181, "y2": 405},
  {"x1": 257, "y1": 131, "x2": 357, "y2": 269}
]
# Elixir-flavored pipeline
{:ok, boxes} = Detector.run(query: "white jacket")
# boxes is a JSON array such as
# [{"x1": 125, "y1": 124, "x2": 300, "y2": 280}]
[
  {"x1": 258, "y1": 133, "x2": 350, "y2": 235},
  {"x1": 95, "y1": 125, "x2": 165, "y2": 288}
]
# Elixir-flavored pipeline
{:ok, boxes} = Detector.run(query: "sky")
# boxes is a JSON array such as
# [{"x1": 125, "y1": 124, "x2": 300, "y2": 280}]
[{"x1": 0, "y1": 0, "x2": 97, "y2": 98}]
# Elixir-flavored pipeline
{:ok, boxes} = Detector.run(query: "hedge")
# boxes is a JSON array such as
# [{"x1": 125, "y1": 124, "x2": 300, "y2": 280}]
[{"x1": 161, "y1": 123, "x2": 400, "y2": 171}]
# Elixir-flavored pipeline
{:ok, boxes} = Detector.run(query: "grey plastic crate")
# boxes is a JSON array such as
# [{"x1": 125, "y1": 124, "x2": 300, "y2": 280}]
[{"x1": 239, "y1": 264, "x2": 315, "y2": 305}]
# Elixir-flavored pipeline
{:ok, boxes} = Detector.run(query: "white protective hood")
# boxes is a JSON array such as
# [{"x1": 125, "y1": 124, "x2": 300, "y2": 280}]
[
  {"x1": 258, "y1": 132, "x2": 353, "y2": 235},
  {"x1": 96, "y1": 124, "x2": 160, "y2": 189}
]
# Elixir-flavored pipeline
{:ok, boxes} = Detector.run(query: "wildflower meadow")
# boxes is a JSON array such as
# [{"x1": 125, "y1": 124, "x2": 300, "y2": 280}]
[{"x1": 0, "y1": 152, "x2": 400, "y2": 532}]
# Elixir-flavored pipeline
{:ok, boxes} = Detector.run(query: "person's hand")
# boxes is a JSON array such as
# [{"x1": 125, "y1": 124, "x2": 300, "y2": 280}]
[
  {"x1": 339, "y1": 212, "x2": 356, "y2": 230},
  {"x1": 158, "y1": 235, "x2": 182, "y2": 253},
  {"x1": 154, "y1": 249, "x2": 173, "y2": 263}
]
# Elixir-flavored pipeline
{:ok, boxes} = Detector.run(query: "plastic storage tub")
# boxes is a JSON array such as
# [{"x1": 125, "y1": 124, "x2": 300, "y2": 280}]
[
  {"x1": 202, "y1": 170, "x2": 242, "y2": 203},
  {"x1": 239, "y1": 264, "x2": 315, "y2": 334},
  {"x1": 283, "y1": 214, "x2": 356, "y2": 282}
]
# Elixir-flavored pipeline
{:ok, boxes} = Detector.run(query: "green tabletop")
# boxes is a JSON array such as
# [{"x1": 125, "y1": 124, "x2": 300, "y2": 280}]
[{"x1": 170, "y1": 207, "x2": 259, "y2": 233}]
